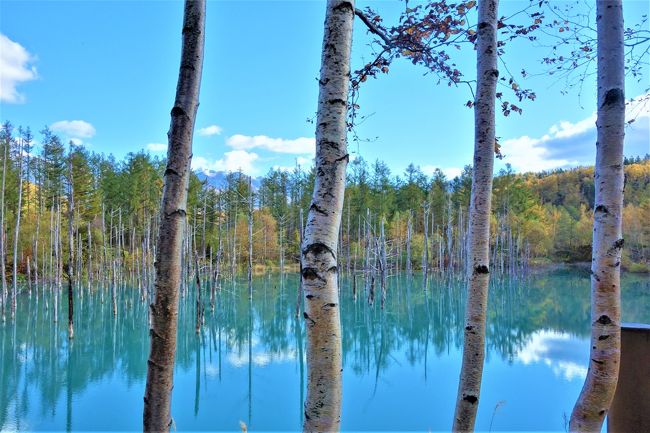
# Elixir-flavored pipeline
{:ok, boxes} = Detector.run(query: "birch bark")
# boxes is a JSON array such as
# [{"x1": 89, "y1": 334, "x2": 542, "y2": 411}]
[
  {"x1": 569, "y1": 1, "x2": 625, "y2": 431},
  {"x1": 11, "y1": 136, "x2": 23, "y2": 320},
  {"x1": 143, "y1": 1, "x2": 205, "y2": 431},
  {"x1": 302, "y1": 1, "x2": 353, "y2": 431},
  {"x1": 453, "y1": 0, "x2": 499, "y2": 431}
]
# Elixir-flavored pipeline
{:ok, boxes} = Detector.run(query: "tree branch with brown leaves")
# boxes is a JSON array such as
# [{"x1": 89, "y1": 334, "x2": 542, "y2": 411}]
[{"x1": 349, "y1": 0, "x2": 546, "y2": 131}]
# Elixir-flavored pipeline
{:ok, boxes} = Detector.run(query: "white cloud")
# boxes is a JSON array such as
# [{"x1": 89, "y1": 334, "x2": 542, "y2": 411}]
[
  {"x1": 422, "y1": 165, "x2": 463, "y2": 180},
  {"x1": 548, "y1": 115, "x2": 596, "y2": 139},
  {"x1": 226, "y1": 134, "x2": 315, "y2": 155},
  {"x1": 192, "y1": 150, "x2": 259, "y2": 175},
  {"x1": 147, "y1": 143, "x2": 167, "y2": 153},
  {"x1": 198, "y1": 125, "x2": 222, "y2": 136},
  {"x1": 0, "y1": 34, "x2": 38, "y2": 103},
  {"x1": 296, "y1": 156, "x2": 313, "y2": 167},
  {"x1": 500, "y1": 134, "x2": 578, "y2": 172},
  {"x1": 50, "y1": 120, "x2": 96, "y2": 139},
  {"x1": 501, "y1": 92, "x2": 650, "y2": 173},
  {"x1": 69, "y1": 138, "x2": 83, "y2": 146},
  {"x1": 272, "y1": 156, "x2": 314, "y2": 172}
]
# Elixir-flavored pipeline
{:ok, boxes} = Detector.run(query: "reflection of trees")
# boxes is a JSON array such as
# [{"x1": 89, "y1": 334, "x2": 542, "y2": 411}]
[{"x1": 1, "y1": 271, "x2": 647, "y2": 429}]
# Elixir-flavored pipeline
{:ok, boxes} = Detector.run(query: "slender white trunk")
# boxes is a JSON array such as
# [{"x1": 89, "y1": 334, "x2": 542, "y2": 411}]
[
  {"x1": 66, "y1": 149, "x2": 74, "y2": 339},
  {"x1": 248, "y1": 176, "x2": 253, "y2": 298},
  {"x1": 0, "y1": 139, "x2": 7, "y2": 322},
  {"x1": 406, "y1": 211, "x2": 412, "y2": 276},
  {"x1": 570, "y1": 1, "x2": 625, "y2": 431},
  {"x1": 11, "y1": 138, "x2": 23, "y2": 319},
  {"x1": 87, "y1": 222, "x2": 92, "y2": 288},
  {"x1": 379, "y1": 217, "x2": 386, "y2": 308},
  {"x1": 302, "y1": 1, "x2": 353, "y2": 431},
  {"x1": 34, "y1": 181, "x2": 41, "y2": 296},
  {"x1": 295, "y1": 206, "x2": 304, "y2": 318},
  {"x1": 453, "y1": 0, "x2": 499, "y2": 431},
  {"x1": 143, "y1": 1, "x2": 205, "y2": 431},
  {"x1": 422, "y1": 205, "x2": 429, "y2": 280}
]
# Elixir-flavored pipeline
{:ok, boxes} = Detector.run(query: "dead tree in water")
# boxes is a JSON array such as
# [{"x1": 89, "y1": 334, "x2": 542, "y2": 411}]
[
  {"x1": 295, "y1": 207, "x2": 304, "y2": 318},
  {"x1": 194, "y1": 252, "x2": 203, "y2": 334},
  {"x1": 247, "y1": 176, "x2": 253, "y2": 299},
  {"x1": 379, "y1": 217, "x2": 387, "y2": 309},
  {"x1": 11, "y1": 129, "x2": 26, "y2": 320},
  {"x1": 65, "y1": 144, "x2": 75, "y2": 339},
  {"x1": 364, "y1": 208, "x2": 371, "y2": 294},
  {"x1": 143, "y1": 1, "x2": 205, "y2": 431},
  {"x1": 0, "y1": 124, "x2": 8, "y2": 322},
  {"x1": 422, "y1": 204, "x2": 429, "y2": 281},
  {"x1": 406, "y1": 211, "x2": 412, "y2": 277}
]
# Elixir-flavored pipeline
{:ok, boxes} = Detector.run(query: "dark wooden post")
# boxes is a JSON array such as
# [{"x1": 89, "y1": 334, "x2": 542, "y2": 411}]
[{"x1": 608, "y1": 323, "x2": 650, "y2": 433}]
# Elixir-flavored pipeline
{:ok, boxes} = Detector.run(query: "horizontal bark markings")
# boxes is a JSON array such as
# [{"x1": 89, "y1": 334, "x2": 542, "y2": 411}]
[
  {"x1": 334, "y1": 154, "x2": 349, "y2": 164},
  {"x1": 332, "y1": 0, "x2": 354, "y2": 13},
  {"x1": 302, "y1": 267, "x2": 324, "y2": 282},
  {"x1": 463, "y1": 395, "x2": 478, "y2": 404},
  {"x1": 474, "y1": 265, "x2": 489, "y2": 274},
  {"x1": 303, "y1": 312, "x2": 316, "y2": 327},
  {"x1": 601, "y1": 88, "x2": 624, "y2": 108},
  {"x1": 596, "y1": 315, "x2": 613, "y2": 325},
  {"x1": 326, "y1": 98, "x2": 347, "y2": 106},
  {"x1": 303, "y1": 242, "x2": 336, "y2": 261},
  {"x1": 164, "y1": 209, "x2": 187, "y2": 218},
  {"x1": 170, "y1": 106, "x2": 189, "y2": 120},
  {"x1": 309, "y1": 203, "x2": 329, "y2": 215},
  {"x1": 595, "y1": 204, "x2": 609, "y2": 214},
  {"x1": 164, "y1": 167, "x2": 181, "y2": 178}
]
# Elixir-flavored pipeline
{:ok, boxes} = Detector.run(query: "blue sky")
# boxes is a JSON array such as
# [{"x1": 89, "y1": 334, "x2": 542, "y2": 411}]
[{"x1": 1, "y1": 0, "x2": 648, "y2": 179}]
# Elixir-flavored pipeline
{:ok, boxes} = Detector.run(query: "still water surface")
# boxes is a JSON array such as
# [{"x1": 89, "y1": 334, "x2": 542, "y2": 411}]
[{"x1": 1, "y1": 269, "x2": 649, "y2": 432}]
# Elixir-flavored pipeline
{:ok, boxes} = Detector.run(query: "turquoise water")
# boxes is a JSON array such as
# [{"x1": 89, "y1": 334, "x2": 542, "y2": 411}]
[{"x1": 1, "y1": 270, "x2": 648, "y2": 432}]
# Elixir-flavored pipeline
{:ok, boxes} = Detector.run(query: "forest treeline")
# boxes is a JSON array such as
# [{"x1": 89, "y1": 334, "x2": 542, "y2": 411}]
[{"x1": 0, "y1": 121, "x2": 648, "y2": 303}]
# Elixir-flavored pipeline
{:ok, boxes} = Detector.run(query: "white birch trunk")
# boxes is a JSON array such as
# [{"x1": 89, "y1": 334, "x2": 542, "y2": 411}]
[
  {"x1": 143, "y1": 1, "x2": 205, "y2": 431},
  {"x1": 248, "y1": 176, "x2": 253, "y2": 299},
  {"x1": 66, "y1": 149, "x2": 74, "y2": 339},
  {"x1": 0, "y1": 139, "x2": 7, "y2": 322},
  {"x1": 11, "y1": 138, "x2": 23, "y2": 320},
  {"x1": 569, "y1": 1, "x2": 625, "y2": 431},
  {"x1": 406, "y1": 211, "x2": 412, "y2": 276},
  {"x1": 301, "y1": 1, "x2": 353, "y2": 431},
  {"x1": 453, "y1": 0, "x2": 499, "y2": 430}
]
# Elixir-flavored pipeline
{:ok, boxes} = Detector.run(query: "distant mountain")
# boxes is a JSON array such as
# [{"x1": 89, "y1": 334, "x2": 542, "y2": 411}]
[{"x1": 195, "y1": 169, "x2": 262, "y2": 190}]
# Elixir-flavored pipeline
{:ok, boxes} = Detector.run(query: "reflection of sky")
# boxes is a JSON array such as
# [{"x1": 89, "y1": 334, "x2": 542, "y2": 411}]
[
  {"x1": 226, "y1": 346, "x2": 297, "y2": 368},
  {"x1": 515, "y1": 330, "x2": 589, "y2": 381},
  {"x1": 5, "y1": 271, "x2": 647, "y2": 432},
  {"x1": 222, "y1": 333, "x2": 300, "y2": 368}
]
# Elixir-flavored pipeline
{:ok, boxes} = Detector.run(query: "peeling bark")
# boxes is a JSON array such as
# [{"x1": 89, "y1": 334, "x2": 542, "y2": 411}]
[
  {"x1": 143, "y1": 1, "x2": 205, "y2": 432},
  {"x1": 302, "y1": 1, "x2": 353, "y2": 431},
  {"x1": 453, "y1": 0, "x2": 499, "y2": 431},
  {"x1": 570, "y1": 1, "x2": 624, "y2": 431}
]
